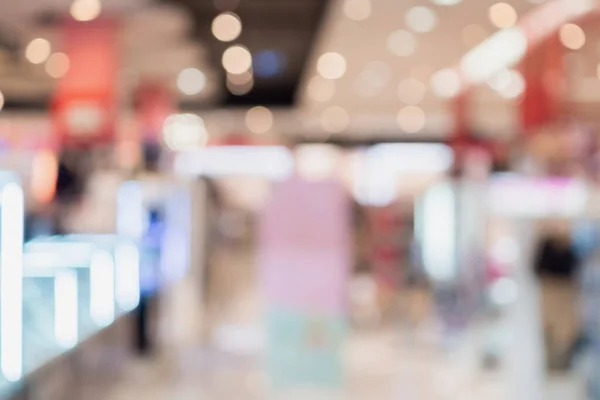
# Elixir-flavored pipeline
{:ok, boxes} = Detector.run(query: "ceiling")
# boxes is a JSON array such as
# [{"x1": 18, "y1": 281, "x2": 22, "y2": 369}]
[
  {"x1": 0, "y1": 0, "x2": 599, "y2": 142},
  {"x1": 0, "y1": 0, "x2": 331, "y2": 109},
  {"x1": 163, "y1": 0, "x2": 330, "y2": 106}
]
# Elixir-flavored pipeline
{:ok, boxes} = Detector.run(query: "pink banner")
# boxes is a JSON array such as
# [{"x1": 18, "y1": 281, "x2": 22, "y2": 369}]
[{"x1": 258, "y1": 178, "x2": 351, "y2": 315}]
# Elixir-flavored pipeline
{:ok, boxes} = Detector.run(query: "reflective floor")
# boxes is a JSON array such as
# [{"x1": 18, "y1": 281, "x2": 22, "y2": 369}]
[{"x1": 103, "y1": 243, "x2": 587, "y2": 400}]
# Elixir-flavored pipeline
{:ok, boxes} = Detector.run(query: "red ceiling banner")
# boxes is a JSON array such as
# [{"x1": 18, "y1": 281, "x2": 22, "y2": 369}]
[
  {"x1": 520, "y1": 34, "x2": 564, "y2": 132},
  {"x1": 51, "y1": 19, "x2": 119, "y2": 147},
  {"x1": 134, "y1": 82, "x2": 175, "y2": 143}
]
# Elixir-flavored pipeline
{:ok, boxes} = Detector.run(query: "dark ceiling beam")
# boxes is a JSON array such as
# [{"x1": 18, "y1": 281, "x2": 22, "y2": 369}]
[{"x1": 2, "y1": 97, "x2": 50, "y2": 111}]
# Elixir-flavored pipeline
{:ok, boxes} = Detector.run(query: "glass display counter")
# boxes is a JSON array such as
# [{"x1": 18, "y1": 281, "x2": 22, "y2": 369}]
[{"x1": 16, "y1": 236, "x2": 139, "y2": 386}]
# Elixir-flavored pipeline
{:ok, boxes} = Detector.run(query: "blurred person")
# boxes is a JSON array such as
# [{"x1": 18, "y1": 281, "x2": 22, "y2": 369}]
[
  {"x1": 136, "y1": 207, "x2": 165, "y2": 355},
  {"x1": 534, "y1": 224, "x2": 580, "y2": 370},
  {"x1": 53, "y1": 150, "x2": 86, "y2": 234},
  {"x1": 574, "y1": 246, "x2": 600, "y2": 398}
]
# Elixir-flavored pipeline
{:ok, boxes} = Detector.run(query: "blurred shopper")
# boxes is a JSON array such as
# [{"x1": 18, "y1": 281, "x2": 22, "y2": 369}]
[
  {"x1": 576, "y1": 247, "x2": 600, "y2": 398},
  {"x1": 53, "y1": 150, "x2": 85, "y2": 234},
  {"x1": 534, "y1": 227, "x2": 580, "y2": 370}
]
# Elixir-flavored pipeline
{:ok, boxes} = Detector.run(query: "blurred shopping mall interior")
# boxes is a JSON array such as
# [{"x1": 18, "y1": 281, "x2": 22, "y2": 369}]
[{"x1": 2, "y1": 0, "x2": 600, "y2": 398}]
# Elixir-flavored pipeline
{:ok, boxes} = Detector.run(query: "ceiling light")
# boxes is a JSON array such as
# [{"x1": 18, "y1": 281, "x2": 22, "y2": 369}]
[
  {"x1": 387, "y1": 30, "x2": 417, "y2": 57},
  {"x1": 245, "y1": 106, "x2": 274, "y2": 134},
  {"x1": 212, "y1": 12, "x2": 242, "y2": 42},
  {"x1": 343, "y1": 0, "x2": 372, "y2": 21},
  {"x1": 489, "y1": 3, "x2": 517, "y2": 29},
  {"x1": 397, "y1": 106, "x2": 426, "y2": 133},
  {"x1": 163, "y1": 114, "x2": 208, "y2": 151},
  {"x1": 222, "y1": 45, "x2": 252, "y2": 74},
  {"x1": 499, "y1": 71, "x2": 525, "y2": 99},
  {"x1": 254, "y1": 50, "x2": 284, "y2": 78},
  {"x1": 354, "y1": 61, "x2": 391, "y2": 98},
  {"x1": 560, "y1": 23, "x2": 586, "y2": 50},
  {"x1": 177, "y1": 68, "x2": 206, "y2": 96},
  {"x1": 488, "y1": 69, "x2": 525, "y2": 98},
  {"x1": 431, "y1": 69, "x2": 460, "y2": 98},
  {"x1": 321, "y1": 106, "x2": 349, "y2": 133},
  {"x1": 227, "y1": 77, "x2": 253, "y2": 95},
  {"x1": 70, "y1": 0, "x2": 102, "y2": 22},
  {"x1": 397, "y1": 78, "x2": 427, "y2": 105},
  {"x1": 307, "y1": 76, "x2": 335, "y2": 102},
  {"x1": 228, "y1": 70, "x2": 253, "y2": 85},
  {"x1": 45, "y1": 53, "x2": 70, "y2": 79},
  {"x1": 317, "y1": 52, "x2": 347, "y2": 80},
  {"x1": 487, "y1": 69, "x2": 512, "y2": 91},
  {"x1": 431, "y1": 0, "x2": 462, "y2": 5},
  {"x1": 460, "y1": 27, "x2": 527, "y2": 84},
  {"x1": 25, "y1": 38, "x2": 51, "y2": 65},
  {"x1": 461, "y1": 24, "x2": 488, "y2": 48},
  {"x1": 405, "y1": 6, "x2": 438, "y2": 33}
]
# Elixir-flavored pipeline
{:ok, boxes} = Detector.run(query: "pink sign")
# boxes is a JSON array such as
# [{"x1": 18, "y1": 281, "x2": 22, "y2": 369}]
[{"x1": 258, "y1": 178, "x2": 351, "y2": 315}]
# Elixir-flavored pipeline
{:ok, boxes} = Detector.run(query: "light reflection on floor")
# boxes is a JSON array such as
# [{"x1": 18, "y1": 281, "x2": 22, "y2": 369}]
[{"x1": 105, "y1": 322, "x2": 514, "y2": 400}]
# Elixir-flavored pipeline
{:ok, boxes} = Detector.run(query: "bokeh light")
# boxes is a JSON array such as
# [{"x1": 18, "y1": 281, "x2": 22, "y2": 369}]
[
  {"x1": 222, "y1": 45, "x2": 253, "y2": 74},
  {"x1": 163, "y1": 114, "x2": 209, "y2": 150},
  {"x1": 212, "y1": 12, "x2": 242, "y2": 42},
  {"x1": 397, "y1": 106, "x2": 426, "y2": 133},
  {"x1": 488, "y1": 3, "x2": 517, "y2": 29},
  {"x1": 25, "y1": 38, "x2": 51, "y2": 65},
  {"x1": 245, "y1": 106, "x2": 274, "y2": 134},
  {"x1": 177, "y1": 68, "x2": 206, "y2": 95},
  {"x1": 560, "y1": 23, "x2": 586, "y2": 50},
  {"x1": 431, "y1": 69, "x2": 460, "y2": 98},
  {"x1": 343, "y1": 0, "x2": 372, "y2": 21},
  {"x1": 0, "y1": 92, "x2": 4, "y2": 112},
  {"x1": 253, "y1": 50, "x2": 284, "y2": 78},
  {"x1": 70, "y1": 0, "x2": 102, "y2": 22},
  {"x1": 387, "y1": 30, "x2": 417, "y2": 57},
  {"x1": 228, "y1": 70, "x2": 253, "y2": 86},
  {"x1": 354, "y1": 61, "x2": 391, "y2": 98},
  {"x1": 488, "y1": 69, "x2": 525, "y2": 99},
  {"x1": 405, "y1": 7, "x2": 438, "y2": 33},
  {"x1": 45, "y1": 53, "x2": 70, "y2": 79},
  {"x1": 317, "y1": 52, "x2": 347, "y2": 80},
  {"x1": 227, "y1": 77, "x2": 254, "y2": 95},
  {"x1": 321, "y1": 106, "x2": 349, "y2": 133}
]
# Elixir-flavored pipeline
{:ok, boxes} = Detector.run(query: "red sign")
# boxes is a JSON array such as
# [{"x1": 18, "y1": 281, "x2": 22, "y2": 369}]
[
  {"x1": 134, "y1": 82, "x2": 174, "y2": 143},
  {"x1": 51, "y1": 19, "x2": 119, "y2": 147}
]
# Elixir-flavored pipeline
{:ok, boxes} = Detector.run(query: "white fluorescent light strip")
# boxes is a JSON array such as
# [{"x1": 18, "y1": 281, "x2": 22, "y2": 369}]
[
  {"x1": 460, "y1": 27, "x2": 527, "y2": 84},
  {"x1": 456, "y1": 0, "x2": 595, "y2": 91},
  {"x1": 0, "y1": 183, "x2": 24, "y2": 382},
  {"x1": 54, "y1": 270, "x2": 78, "y2": 349},
  {"x1": 174, "y1": 146, "x2": 294, "y2": 180},
  {"x1": 421, "y1": 182, "x2": 456, "y2": 282},
  {"x1": 90, "y1": 250, "x2": 115, "y2": 327},
  {"x1": 114, "y1": 243, "x2": 140, "y2": 311}
]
